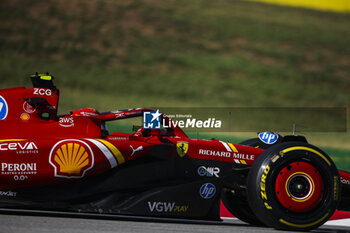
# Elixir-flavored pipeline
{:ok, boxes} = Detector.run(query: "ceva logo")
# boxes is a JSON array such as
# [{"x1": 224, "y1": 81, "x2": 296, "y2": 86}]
[
  {"x1": 0, "y1": 96, "x2": 8, "y2": 120},
  {"x1": 143, "y1": 110, "x2": 161, "y2": 129},
  {"x1": 258, "y1": 132, "x2": 279, "y2": 144}
]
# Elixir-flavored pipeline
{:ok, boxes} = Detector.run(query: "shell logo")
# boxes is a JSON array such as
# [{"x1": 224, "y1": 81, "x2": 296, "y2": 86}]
[{"x1": 49, "y1": 140, "x2": 94, "y2": 178}]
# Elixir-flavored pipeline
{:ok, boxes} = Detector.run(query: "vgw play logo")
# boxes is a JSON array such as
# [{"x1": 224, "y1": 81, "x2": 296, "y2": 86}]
[
  {"x1": 0, "y1": 96, "x2": 8, "y2": 120},
  {"x1": 143, "y1": 110, "x2": 161, "y2": 129}
]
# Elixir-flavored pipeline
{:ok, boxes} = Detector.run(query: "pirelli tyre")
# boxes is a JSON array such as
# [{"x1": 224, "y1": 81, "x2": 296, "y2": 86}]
[{"x1": 247, "y1": 142, "x2": 340, "y2": 231}]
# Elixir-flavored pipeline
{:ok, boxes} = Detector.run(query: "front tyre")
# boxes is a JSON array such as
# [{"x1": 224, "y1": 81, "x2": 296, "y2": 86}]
[{"x1": 247, "y1": 142, "x2": 340, "y2": 231}]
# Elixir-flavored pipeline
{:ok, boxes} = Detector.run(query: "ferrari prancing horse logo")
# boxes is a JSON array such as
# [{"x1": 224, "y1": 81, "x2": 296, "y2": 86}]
[{"x1": 176, "y1": 141, "x2": 189, "y2": 157}]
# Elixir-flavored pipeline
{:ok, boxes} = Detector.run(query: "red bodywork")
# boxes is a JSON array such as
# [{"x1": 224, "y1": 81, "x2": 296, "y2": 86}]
[
  {"x1": 0, "y1": 84, "x2": 263, "y2": 190},
  {"x1": 2, "y1": 76, "x2": 350, "y2": 231}
]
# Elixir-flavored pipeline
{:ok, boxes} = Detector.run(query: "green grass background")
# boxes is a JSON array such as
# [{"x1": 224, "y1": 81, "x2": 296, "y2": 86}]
[{"x1": 0, "y1": 0, "x2": 349, "y2": 170}]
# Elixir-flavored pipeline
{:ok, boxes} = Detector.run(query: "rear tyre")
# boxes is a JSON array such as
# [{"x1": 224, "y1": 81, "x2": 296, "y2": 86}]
[{"x1": 247, "y1": 142, "x2": 340, "y2": 231}]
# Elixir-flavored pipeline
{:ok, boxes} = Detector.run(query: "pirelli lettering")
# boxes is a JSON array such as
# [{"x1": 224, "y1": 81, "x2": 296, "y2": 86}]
[{"x1": 260, "y1": 165, "x2": 271, "y2": 209}]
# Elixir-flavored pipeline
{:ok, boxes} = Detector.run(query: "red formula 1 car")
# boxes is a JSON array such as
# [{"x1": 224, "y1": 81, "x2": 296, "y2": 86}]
[{"x1": 0, "y1": 74, "x2": 349, "y2": 231}]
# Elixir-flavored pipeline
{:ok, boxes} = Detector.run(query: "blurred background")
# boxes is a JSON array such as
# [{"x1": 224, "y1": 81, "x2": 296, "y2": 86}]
[{"x1": 0, "y1": 0, "x2": 349, "y2": 169}]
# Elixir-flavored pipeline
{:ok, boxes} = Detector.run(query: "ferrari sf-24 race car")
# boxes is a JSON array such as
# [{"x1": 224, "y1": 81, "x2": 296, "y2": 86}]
[{"x1": 0, "y1": 74, "x2": 349, "y2": 231}]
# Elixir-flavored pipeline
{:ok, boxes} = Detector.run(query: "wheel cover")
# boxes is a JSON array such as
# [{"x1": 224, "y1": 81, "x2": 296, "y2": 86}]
[{"x1": 275, "y1": 161, "x2": 324, "y2": 212}]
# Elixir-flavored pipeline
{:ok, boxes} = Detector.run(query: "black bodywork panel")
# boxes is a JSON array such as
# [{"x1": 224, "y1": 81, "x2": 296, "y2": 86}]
[{"x1": 0, "y1": 145, "x2": 247, "y2": 220}]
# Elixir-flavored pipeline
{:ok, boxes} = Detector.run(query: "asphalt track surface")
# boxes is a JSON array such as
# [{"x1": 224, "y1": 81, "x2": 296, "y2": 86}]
[{"x1": 0, "y1": 210, "x2": 349, "y2": 233}]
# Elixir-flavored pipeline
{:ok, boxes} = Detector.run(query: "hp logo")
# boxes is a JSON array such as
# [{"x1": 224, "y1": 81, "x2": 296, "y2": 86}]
[
  {"x1": 199, "y1": 183, "x2": 216, "y2": 199},
  {"x1": 258, "y1": 132, "x2": 278, "y2": 144}
]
